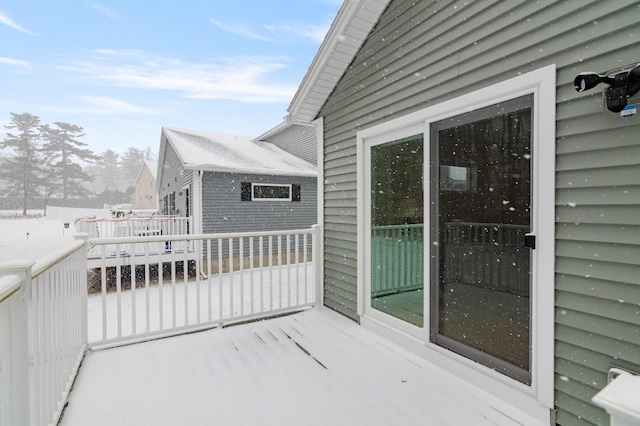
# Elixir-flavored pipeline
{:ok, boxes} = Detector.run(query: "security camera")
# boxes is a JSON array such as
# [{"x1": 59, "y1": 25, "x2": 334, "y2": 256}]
[{"x1": 574, "y1": 64, "x2": 640, "y2": 113}]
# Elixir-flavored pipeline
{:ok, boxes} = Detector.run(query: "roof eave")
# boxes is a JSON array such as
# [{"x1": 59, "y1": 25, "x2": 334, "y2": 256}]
[
  {"x1": 287, "y1": 0, "x2": 390, "y2": 123},
  {"x1": 184, "y1": 164, "x2": 317, "y2": 178}
]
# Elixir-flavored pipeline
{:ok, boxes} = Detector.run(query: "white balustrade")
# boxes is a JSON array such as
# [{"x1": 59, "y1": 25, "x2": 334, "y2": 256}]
[
  {"x1": 0, "y1": 225, "x2": 322, "y2": 425},
  {"x1": 0, "y1": 235, "x2": 87, "y2": 426},
  {"x1": 87, "y1": 226, "x2": 321, "y2": 348}
]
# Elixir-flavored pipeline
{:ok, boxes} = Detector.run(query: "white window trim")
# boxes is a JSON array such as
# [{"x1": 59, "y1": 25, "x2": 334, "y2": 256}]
[
  {"x1": 251, "y1": 183, "x2": 292, "y2": 201},
  {"x1": 356, "y1": 64, "x2": 556, "y2": 421}
]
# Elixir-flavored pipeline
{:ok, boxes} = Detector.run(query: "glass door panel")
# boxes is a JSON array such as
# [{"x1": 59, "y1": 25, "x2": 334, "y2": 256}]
[
  {"x1": 370, "y1": 135, "x2": 424, "y2": 327},
  {"x1": 430, "y1": 95, "x2": 534, "y2": 383}
]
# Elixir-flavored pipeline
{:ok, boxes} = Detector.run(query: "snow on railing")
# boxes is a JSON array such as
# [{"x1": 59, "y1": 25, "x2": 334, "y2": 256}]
[
  {"x1": 0, "y1": 236, "x2": 88, "y2": 426},
  {"x1": 75, "y1": 215, "x2": 192, "y2": 239},
  {"x1": 87, "y1": 225, "x2": 322, "y2": 349}
]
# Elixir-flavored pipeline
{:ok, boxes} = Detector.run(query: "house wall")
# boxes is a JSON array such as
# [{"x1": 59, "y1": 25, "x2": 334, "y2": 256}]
[
  {"x1": 134, "y1": 164, "x2": 158, "y2": 210},
  {"x1": 318, "y1": 1, "x2": 640, "y2": 425},
  {"x1": 158, "y1": 139, "x2": 193, "y2": 217},
  {"x1": 261, "y1": 124, "x2": 318, "y2": 165},
  {"x1": 201, "y1": 172, "x2": 316, "y2": 234}
]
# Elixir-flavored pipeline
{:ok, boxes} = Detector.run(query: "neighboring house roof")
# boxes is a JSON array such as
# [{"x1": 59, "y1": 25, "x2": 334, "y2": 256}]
[
  {"x1": 160, "y1": 127, "x2": 317, "y2": 179},
  {"x1": 145, "y1": 160, "x2": 158, "y2": 180},
  {"x1": 135, "y1": 160, "x2": 158, "y2": 183}
]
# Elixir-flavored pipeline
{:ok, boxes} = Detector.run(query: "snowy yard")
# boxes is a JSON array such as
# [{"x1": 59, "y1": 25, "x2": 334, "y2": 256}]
[{"x1": 0, "y1": 207, "x2": 110, "y2": 261}]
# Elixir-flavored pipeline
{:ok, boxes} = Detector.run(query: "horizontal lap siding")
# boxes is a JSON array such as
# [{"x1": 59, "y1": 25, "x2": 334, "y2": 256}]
[
  {"x1": 201, "y1": 172, "x2": 317, "y2": 234},
  {"x1": 319, "y1": 0, "x2": 640, "y2": 424},
  {"x1": 158, "y1": 139, "x2": 193, "y2": 215},
  {"x1": 262, "y1": 124, "x2": 318, "y2": 165}
]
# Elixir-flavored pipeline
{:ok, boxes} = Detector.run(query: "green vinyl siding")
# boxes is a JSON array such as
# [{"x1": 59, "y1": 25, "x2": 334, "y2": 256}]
[{"x1": 319, "y1": 0, "x2": 640, "y2": 424}]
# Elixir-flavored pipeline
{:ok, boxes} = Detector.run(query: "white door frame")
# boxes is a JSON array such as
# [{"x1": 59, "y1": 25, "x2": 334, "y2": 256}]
[{"x1": 356, "y1": 64, "x2": 556, "y2": 420}]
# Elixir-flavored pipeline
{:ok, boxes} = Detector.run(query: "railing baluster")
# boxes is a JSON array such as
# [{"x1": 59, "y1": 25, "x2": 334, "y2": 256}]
[
  {"x1": 278, "y1": 235, "x2": 282, "y2": 310},
  {"x1": 287, "y1": 235, "x2": 291, "y2": 307},
  {"x1": 268, "y1": 235, "x2": 273, "y2": 312},
  {"x1": 101, "y1": 245, "x2": 107, "y2": 341},
  {"x1": 229, "y1": 237, "x2": 234, "y2": 318},
  {"x1": 217, "y1": 238, "x2": 223, "y2": 321},
  {"x1": 239, "y1": 237, "x2": 244, "y2": 317},
  {"x1": 171, "y1": 244, "x2": 176, "y2": 328},
  {"x1": 131, "y1": 253, "x2": 136, "y2": 335},
  {"x1": 145, "y1": 250, "x2": 150, "y2": 333},
  {"x1": 249, "y1": 237, "x2": 254, "y2": 315},
  {"x1": 196, "y1": 241, "x2": 201, "y2": 324},
  {"x1": 207, "y1": 239, "x2": 212, "y2": 322},
  {"x1": 183, "y1": 244, "x2": 189, "y2": 326},
  {"x1": 303, "y1": 233, "x2": 308, "y2": 304},
  {"x1": 295, "y1": 234, "x2": 300, "y2": 306},
  {"x1": 116, "y1": 245, "x2": 122, "y2": 338},
  {"x1": 259, "y1": 236, "x2": 264, "y2": 313}
]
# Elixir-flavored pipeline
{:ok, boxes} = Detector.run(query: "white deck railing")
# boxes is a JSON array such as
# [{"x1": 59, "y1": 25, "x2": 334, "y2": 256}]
[
  {"x1": 75, "y1": 215, "x2": 192, "y2": 239},
  {"x1": 0, "y1": 236, "x2": 87, "y2": 426},
  {"x1": 0, "y1": 225, "x2": 321, "y2": 426},
  {"x1": 87, "y1": 225, "x2": 322, "y2": 348}
]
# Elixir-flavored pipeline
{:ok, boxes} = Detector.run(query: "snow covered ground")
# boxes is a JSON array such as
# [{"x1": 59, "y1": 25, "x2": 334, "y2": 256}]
[{"x1": 0, "y1": 207, "x2": 110, "y2": 262}]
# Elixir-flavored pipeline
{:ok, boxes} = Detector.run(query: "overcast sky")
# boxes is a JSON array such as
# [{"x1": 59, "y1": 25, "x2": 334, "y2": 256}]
[{"x1": 0, "y1": 0, "x2": 341, "y2": 156}]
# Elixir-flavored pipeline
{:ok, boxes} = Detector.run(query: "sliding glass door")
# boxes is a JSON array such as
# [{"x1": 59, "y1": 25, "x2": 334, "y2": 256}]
[
  {"x1": 429, "y1": 95, "x2": 534, "y2": 383},
  {"x1": 364, "y1": 95, "x2": 534, "y2": 384}
]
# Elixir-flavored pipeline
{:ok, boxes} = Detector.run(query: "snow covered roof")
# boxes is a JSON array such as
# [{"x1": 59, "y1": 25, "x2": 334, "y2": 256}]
[
  {"x1": 161, "y1": 127, "x2": 317, "y2": 177},
  {"x1": 145, "y1": 160, "x2": 158, "y2": 180}
]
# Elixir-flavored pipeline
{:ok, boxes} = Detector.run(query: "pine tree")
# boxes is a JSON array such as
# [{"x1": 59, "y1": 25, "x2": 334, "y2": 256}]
[
  {"x1": 121, "y1": 147, "x2": 145, "y2": 188},
  {"x1": 96, "y1": 149, "x2": 123, "y2": 191},
  {"x1": 40, "y1": 122, "x2": 98, "y2": 206},
  {"x1": 0, "y1": 113, "x2": 43, "y2": 215}
]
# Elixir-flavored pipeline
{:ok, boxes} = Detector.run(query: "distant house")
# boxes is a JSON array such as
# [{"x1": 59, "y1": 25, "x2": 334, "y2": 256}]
[
  {"x1": 131, "y1": 160, "x2": 158, "y2": 210},
  {"x1": 157, "y1": 127, "x2": 317, "y2": 236},
  {"x1": 278, "y1": 1, "x2": 640, "y2": 425}
]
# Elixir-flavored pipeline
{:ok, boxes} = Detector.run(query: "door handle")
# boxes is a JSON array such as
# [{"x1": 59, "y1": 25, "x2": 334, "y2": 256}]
[{"x1": 524, "y1": 234, "x2": 536, "y2": 249}]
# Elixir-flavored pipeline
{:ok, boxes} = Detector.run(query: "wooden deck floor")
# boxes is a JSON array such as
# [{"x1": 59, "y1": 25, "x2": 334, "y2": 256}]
[{"x1": 60, "y1": 308, "x2": 542, "y2": 426}]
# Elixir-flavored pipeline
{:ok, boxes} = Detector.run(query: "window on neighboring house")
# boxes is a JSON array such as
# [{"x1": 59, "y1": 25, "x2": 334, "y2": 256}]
[
  {"x1": 241, "y1": 182, "x2": 301, "y2": 201},
  {"x1": 169, "y1": 192, "x2": 176, "y2": 214}
]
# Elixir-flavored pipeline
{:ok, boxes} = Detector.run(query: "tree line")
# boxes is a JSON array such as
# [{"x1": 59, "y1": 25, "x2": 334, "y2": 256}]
[{"x1": 0, "y1": 112, "x2": 156, "y2": 215}]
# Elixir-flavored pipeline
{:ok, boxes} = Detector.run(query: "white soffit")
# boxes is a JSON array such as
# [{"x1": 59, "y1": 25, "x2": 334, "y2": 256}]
[{"x1": 287, "y1": 0, "x2": 390, "y2": 123}]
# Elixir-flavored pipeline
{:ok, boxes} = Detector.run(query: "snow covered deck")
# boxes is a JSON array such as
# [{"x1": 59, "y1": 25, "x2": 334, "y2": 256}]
[{"x1": 60, "y1": 308, "x2": 540, "y2": 426}]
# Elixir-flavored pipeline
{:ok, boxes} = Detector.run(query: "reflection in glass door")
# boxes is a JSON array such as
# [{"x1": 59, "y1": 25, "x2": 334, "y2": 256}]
[
  {"x1": 370, "y1": 135, "x2": 424, "y2": 327},
  {"x1": 430, "y1": 95, "x2": 534, "y2": 384}
]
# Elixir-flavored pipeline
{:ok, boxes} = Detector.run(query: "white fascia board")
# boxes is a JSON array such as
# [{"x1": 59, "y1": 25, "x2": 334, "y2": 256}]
[
  {"x1": 287, "y1": 0, "x2": 390, "y2": 122},
  {"x1": 183, "y1": 164, "x2": 317, "y2": 178}
]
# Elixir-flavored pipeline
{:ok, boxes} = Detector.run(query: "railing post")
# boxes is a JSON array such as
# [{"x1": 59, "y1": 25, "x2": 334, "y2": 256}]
[
  {"x1": 311, "y1": 224, "x2": 323, "y2": 307},
  {"x1": 592, "y1": 371, "x2": 640, "y2": 426},
  {"x1": 0, "y1": 260, "x2": 34, "y2": 426}
]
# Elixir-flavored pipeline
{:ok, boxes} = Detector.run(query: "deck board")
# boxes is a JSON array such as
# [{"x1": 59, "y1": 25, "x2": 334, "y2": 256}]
[{"x1": 60, "y1": 308, "x2": 540, "y2": 426}]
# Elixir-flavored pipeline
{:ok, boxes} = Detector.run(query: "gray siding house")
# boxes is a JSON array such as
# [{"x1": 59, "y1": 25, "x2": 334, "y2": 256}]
[
  {"x1": 278, "y1": 1, "x2": 639, "y2": 425},
  {"x1": 157, "y1": 127, "x2": 317, "y2": 236}
]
